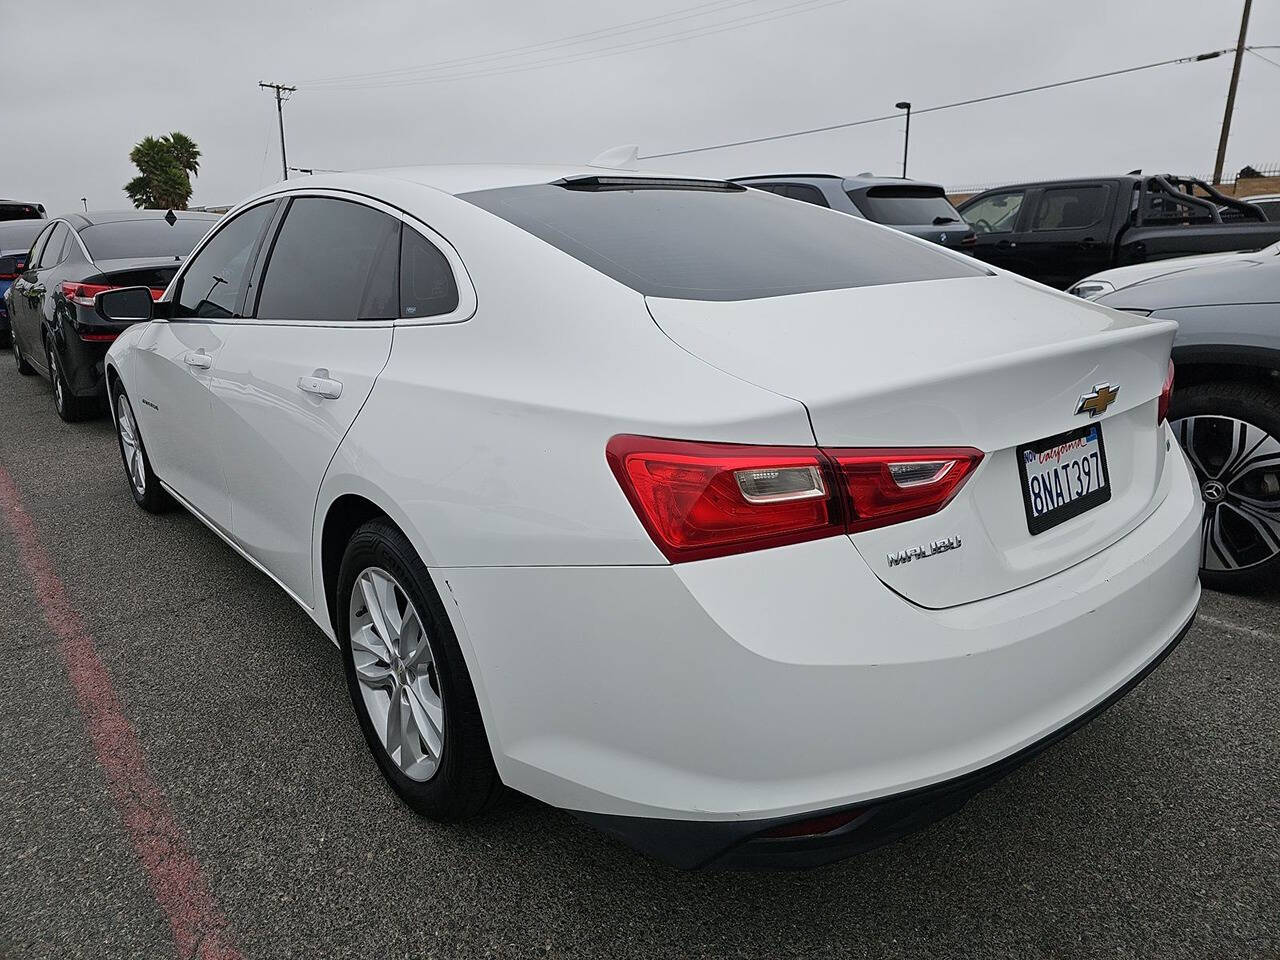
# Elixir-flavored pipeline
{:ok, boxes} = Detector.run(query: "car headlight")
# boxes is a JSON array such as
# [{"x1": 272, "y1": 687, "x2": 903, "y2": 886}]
[{"x1": 1069, "y1": 280, "x2": 1115, "y2": 300}]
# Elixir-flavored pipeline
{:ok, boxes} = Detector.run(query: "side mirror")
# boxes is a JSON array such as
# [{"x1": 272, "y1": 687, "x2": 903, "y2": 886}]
[
  {"x1": 95, "y1": 286, "x2": 154, "y2": 323},
  {"x1": 0, "y1": 256, "x2": 19, "y2": 277}
]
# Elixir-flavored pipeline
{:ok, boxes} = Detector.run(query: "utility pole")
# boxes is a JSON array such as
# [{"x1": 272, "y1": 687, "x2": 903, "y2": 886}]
[
  {"x1": 259, "y1": 81, "x2": 297, "y2": 181},
  {"x1": 1212, "y1": 0, "x2": 1252, "y2": 185}
]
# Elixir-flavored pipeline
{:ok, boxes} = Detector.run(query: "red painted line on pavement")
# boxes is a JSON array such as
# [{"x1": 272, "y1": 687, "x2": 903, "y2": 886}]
[{"x1": 0, "y1": 466, "x2": 241, "y2": 960}]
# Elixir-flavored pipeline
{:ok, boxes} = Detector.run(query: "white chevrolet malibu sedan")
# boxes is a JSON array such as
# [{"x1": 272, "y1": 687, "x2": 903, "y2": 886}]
[{"x1": 98, "y1": 164, "x2": 1201, "y2": 869}]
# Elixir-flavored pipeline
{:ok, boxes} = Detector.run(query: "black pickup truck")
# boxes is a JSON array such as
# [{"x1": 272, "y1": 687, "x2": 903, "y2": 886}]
[{"x1": 956, "y1": 174, "x2": 1280, "y2": 289}]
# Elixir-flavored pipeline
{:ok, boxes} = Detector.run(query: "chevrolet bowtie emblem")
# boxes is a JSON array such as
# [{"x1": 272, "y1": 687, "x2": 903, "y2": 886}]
[{"x1": 1076, "y1": 383, "x2": 1119, "y2": 418}]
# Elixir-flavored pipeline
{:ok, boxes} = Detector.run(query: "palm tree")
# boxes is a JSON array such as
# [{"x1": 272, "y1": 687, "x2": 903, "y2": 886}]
[{"x1": 123, "y1": 132, "x2": 201, "y2": 210}]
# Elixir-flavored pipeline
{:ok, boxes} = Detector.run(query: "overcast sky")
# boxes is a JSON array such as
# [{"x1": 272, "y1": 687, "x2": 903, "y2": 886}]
[{"x1": 5, "y1": 0, "x2": 1279, "y2": 214}]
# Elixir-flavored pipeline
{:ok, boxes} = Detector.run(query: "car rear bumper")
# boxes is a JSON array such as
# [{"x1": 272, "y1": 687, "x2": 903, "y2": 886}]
[
  {"x1": 579, "y1": 606, "x2": 1195, "y2": 869},
  {"x1": 438, "y1": 435, "x2": 1202, "y2": 867}
]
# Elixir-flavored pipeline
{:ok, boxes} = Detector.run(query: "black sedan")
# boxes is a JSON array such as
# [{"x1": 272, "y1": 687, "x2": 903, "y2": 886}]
[{"x1": 2, "y1": 210, "x2": 218, "y2": 421}]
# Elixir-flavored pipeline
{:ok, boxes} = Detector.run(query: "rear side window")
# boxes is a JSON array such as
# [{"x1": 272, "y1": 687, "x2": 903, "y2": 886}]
[
  {"x1": 256, "y1": 198, "x2": 401, "y2": 322},
  {"x1": 80, "y1": 218, "x2": 214, "y2": 260},
  {"x1": 1029, "y1": 186, "x2": 1109, "y2": 231},
  {"x1": 854, "y1": 186, "x2": 961, "y2": 226},
  {"x1": 400, "y1": 228, "x2": 459, "y2": 317},
  {"x1": 175, "y1": 203, "x2": 275, "y2": 320},
  {"x1": 463, "y1": 181, "x2": 985, "y2": 301}
]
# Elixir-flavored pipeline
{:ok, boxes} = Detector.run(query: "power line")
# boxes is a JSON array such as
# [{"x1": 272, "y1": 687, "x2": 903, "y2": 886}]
[
  {"x1": 1247, "y1": 47, "x2": 1280, "y2": 70},
  {"x1": 305, "y1": 0, "x2": 844, "y2": 91},
  {"x1": 641, "y1": 48, "x2": 1244, "y2": 160},
  {"x1": 302, "y1": 0, "x2": 769, "y2": 86}
]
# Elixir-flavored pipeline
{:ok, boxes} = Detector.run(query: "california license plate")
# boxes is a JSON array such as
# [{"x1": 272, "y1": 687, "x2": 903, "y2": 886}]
[{"x1": 1017, "y1": 424, "x2": 1111, "y2": 535}]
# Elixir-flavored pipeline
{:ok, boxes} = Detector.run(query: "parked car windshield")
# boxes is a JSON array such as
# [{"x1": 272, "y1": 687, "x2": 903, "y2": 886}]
[
  {"x1": 79, "y1": 218, "x2": 215, "y2": 261},
  {"x1": 463, "y1": 180, "x2": 986, "y2": 301},
  {"x1": 852, "y1": 186, "x2": 963, "y2": 226}
]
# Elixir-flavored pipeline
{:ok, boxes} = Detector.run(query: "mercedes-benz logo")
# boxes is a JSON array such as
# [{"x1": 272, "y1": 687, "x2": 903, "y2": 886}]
[{"x1": 1202, "y1": 480, "x2": 1226, "y2": 503}]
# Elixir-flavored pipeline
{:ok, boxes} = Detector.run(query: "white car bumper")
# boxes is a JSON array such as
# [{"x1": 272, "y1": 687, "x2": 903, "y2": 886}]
[{"x1": 439, "y1": 434, "x2": 1202, "y2": 867}]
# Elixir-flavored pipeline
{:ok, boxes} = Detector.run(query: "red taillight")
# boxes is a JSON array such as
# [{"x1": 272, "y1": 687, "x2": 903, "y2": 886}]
[
  {"x1": 1158, "y1": 360, "x2": 1175, "y2": 425},
  {"x1": 607, "y1": 436, "x2": 983, "y2": 563},
  {"x1": 60, "y1": 281, "x2": 165, "y2": 307},
  {"x1": 830, "y1": 448, "x2": 984, "y2": 533},
  {"x1": 605, "y1": 436, "x2": 838, "y2": 563},
  {"x1": 79, "y1": 332, "x2": 119, "y2": 342}
]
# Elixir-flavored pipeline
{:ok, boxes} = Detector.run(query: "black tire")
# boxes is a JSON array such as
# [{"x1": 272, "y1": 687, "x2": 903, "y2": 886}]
[
  {"x1": 337, "y1": 519, "x2": 501, "y2": 820},
  {"x1": 109, "y1": 381, "x2": 172, "y2": 513},
  {"x1": 1169, "y1": 379, "x2": 1280, "y2": 592},
  {"x1": 12, "y1": 331, "x2": 34, "y2": 375},
  {"x1": 45, "y1": 334, "x2": 97, "y2": 422}
]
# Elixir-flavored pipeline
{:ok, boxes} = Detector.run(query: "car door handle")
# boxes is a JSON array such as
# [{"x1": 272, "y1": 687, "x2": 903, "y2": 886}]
[
  {"x1": 183, "y1": 351, "x2": 212, "y2": 370},
  {"x1": 995, "y1": 239, "x2": 1016, "y2": 248},
  {"x1": 298, "y1": 370, "x2": 343, "y2": 400}
]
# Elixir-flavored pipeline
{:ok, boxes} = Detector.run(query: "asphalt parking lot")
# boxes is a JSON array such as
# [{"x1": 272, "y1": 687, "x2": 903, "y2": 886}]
[{"x1": 0, "y1": 366, "x2": 1277, "y2": 960}]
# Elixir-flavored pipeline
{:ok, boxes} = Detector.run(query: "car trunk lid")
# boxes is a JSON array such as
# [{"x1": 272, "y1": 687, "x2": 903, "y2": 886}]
[{"x1": 646, "y1": 274, "x2": 1177, "y2": 607}]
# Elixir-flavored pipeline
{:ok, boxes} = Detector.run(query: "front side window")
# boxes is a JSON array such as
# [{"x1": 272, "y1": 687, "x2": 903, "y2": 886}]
[
  {"x1": 854, "y1": 186, "x2": 962, "y2": 226},
  {"x1": 961, "y1": 191, "x2": 1025, "y2": 234},
  {"x1": 256, "y1": 198, "x2": 401, "y2": 322},
  {"x1": 175, "y1": 203, "x2": 275, "y2": 320},
  {"x1": 27, "y1": 224, "x2": 55, "y2": 268},
  {"x1": 37, "y1": 224, "x2": 69, "y2": 268},
  {"x1": 463, "y1": 180, "x2": 985, "y2": 302},
  {"x1": 1029, "y1": 186, "x2": 1109, "y2": 231}
]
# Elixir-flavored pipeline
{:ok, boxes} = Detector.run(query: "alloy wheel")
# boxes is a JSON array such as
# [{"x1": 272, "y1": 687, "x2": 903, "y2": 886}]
[
  {"x1": 1174, "y1": 414, "x2": 1280, "y2": 572},
  {"x1": 348, "y1": 566, "x2": 445, "y2": 782},
  {"x1": 48, "y1": 345, "x2": 64, "y2": 413},
  {"x1": 116, "y1": 394, "x2": 147, "y2": 496}
]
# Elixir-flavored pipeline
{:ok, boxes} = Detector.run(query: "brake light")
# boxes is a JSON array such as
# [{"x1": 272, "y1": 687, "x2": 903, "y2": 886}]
[
  {"x1": 830, "y1": 448, "x2": 983, "y2": 533},
  {"x1": 607, "y1": 436, "x2": 983, "y2": 562},
  {"x1": 0, "y1": 262, "x2": 20, "y2": 280},
  {"x1": 60, "y1": 282, "x2": 165, "y2": 307},
  {"x1": 1158, "y1": 360, "x2": 1175, "y2": 425}
]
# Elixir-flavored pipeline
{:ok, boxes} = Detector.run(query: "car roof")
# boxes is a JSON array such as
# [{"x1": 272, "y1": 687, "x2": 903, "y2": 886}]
[
  {"x1": 961, "y1": 176, "x2": 1141, "y2": 199},
  {"x1": 345, "y1": 163, "x2": 671, "y2": 196},
  {"x1": 733, "y1": 173, "x2": 949, "y2": 192},
  {"x1": 54, "y1": 210, "x2": 222, "y2": 229}
]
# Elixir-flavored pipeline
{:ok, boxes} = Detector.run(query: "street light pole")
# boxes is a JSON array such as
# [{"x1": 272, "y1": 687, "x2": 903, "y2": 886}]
[
  {"x1": 1212, "y1": 0, "x2": 1252, "y2": 185},
  {"x1": 895, "y1": 101, "x2": 912, "y2": 178}
]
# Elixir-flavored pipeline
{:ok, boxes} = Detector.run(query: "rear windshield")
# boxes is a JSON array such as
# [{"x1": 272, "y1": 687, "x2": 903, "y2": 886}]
[
  {"x1": 852, "y1": 186, "x2": 962, "y2": 226},
  {"x1": 79, "y1": 218, "x2": 214, "y2": 261},
  {"x1": 462, "y1": 180, "x2": 986, "y2": 301},
  {"x1": 0, "y1": 203, "x2": 43, "y2": 222}
]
